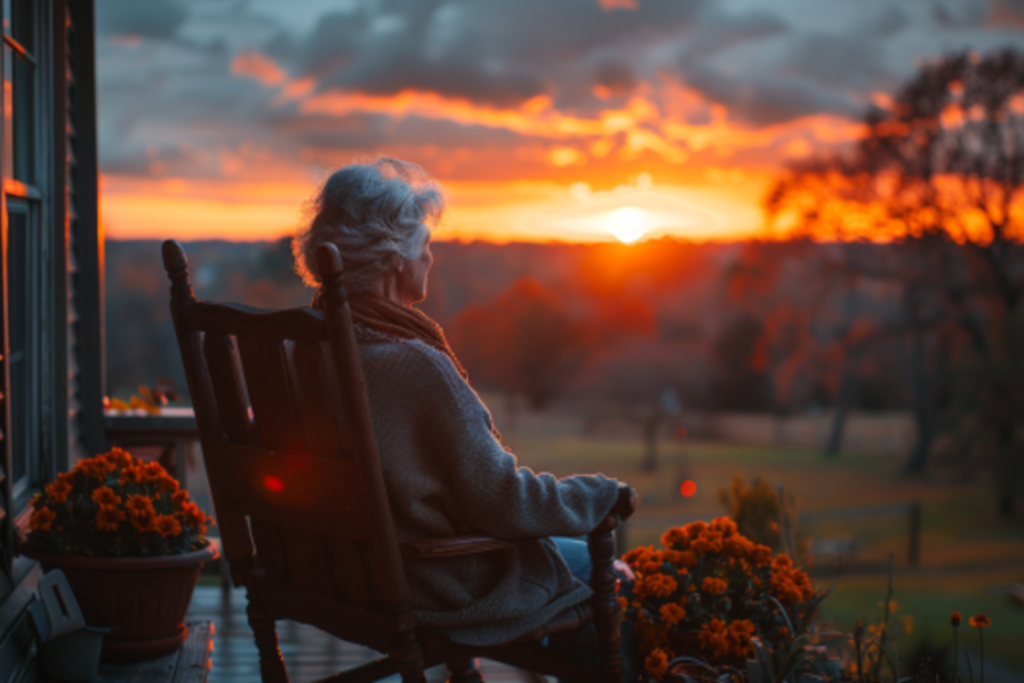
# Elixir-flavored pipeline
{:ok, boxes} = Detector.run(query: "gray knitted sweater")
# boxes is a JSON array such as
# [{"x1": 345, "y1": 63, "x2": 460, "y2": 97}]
[{"x1": 358, "y1": 331, "x2": 621, "y2": 646}]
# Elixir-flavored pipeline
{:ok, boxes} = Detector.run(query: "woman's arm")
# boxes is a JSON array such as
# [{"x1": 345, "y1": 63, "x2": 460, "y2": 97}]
[{"x1": 415, "y1": 345, "x2": 622, "y2": 540}]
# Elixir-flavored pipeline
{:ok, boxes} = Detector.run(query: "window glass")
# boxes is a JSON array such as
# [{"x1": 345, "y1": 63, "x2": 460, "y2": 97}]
[
  {"x1": 9, "y1": 0, "x2": 32, "y2": 54},
  {"x1": 11, "y1": 53, "x2": 32, "y2": 183},
  {"x1": 7, "y1": 203, "x2": 29, "y2": 487}
]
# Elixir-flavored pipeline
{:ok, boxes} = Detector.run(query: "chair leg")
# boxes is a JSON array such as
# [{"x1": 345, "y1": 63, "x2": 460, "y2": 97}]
[
  {"x1": 247, "y1": 592, "x2": 291, "y2": 683},
  {"x1": 588, "y1": 528, "x2": 623, "y2": 683},
  {"x1": 391, "y1": 625, "x2": 428, "y2": 683},
  {"x1": 447, "y1": 658, "x2": 485, "y2": 683}
]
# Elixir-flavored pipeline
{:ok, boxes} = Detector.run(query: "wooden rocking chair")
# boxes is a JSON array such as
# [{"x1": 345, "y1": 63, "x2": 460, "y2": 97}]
[{"x1": 161, "y1": 239, "x2": 638, "y2": 683}]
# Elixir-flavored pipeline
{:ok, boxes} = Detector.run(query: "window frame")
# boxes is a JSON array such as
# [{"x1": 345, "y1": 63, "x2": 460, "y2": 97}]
[{"x1": 1, "y1": 0, "x2": 58, "y2": 561}]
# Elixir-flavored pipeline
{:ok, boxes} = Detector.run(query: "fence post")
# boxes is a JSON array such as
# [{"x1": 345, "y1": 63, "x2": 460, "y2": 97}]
[
  {"x1": 908, "y1": 500, "x2": 922, "y2": 567},
  {"x1": 615, "y1": 521, "x2": 627, "y2": 558}
]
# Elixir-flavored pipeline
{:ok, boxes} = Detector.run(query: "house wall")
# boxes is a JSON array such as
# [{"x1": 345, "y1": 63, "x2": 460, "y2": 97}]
[{"x1": 0, "y1": 1, "x2": 101, "y2": 680}]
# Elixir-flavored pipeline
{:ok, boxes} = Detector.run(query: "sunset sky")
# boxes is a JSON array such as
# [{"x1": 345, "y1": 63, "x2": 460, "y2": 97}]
[{"x1": 97, "y1": 0, "x2": 1024, "y2": 243}]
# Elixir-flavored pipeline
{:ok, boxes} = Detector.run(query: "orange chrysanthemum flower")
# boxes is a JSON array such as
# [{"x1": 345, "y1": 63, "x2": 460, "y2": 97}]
[
  {"x1": 119, "y1": 465, "x2": 144, "y2": 486},
  {"x1": 634, "y1": 574, "x2": 678, "y2": 600},
  {"x1": 950, "y1": 611, "x2": 961, "y2": 627},
  {"x1": 75, "y1": 457, "x2": 115, "y2": 481},
  {"x1": 30, "y1": 506, "x2": 56, "y2": 532},
  {"x1": 661, "y1": 526, "x2": 688, "y2": 548},
  {"x1": 138, "y1": 462, "x2": 166, "y2": 484},
  {"x1": 702, "y1": 577, "x2": 729, "y2": 595},
  {"x1": 91, "y1": 486, "x2": 122, "y2": 507},
  {"x1": 171, "y1": 490, "x2": 190, "y2": 509},
  {"x1": 725, "y1": 620, "x2": 756, "y2": 658},
  {"x1": 126, "y1": 493, "x2": 154, "y2": 515},
  {"x1": 126, "y1": 494, "x2": 156, "y2": 531},
  {"x1": 153, "y1": 514, "x2": 183, "y2": 538},
  {"x1": 691, "y1": 530, "x2": 724, "y2": 555},
  {"x1": 664, "y1": 550, "x2": 698, "y2": 568},
  {"x1": 45, "y1": 478, "x2": 74, "y2": 504},
  {"x1": 770, "y1": 555, "x2": 813, "y2": 605},
  {"x1": 103, "y1": 447, "x2": 134, "y2": 469},
  {"x1": 969, "y1": 614, "x2": 991, "y2": 628},
  {"x1": 644, "y1": 648, "x2": 670, "y2": 678},
  {"x1": 747, "y1": 543, "x2": 773, "y2": 566},
  {"x1": 96, "y1": 504, "x2": 126, "y2": 532},
  {"x1": 698, "y1": 619, "x2": 729, "y2": 660},
  {"x1": 156, "y1": 473, "x2": 180, "y2": 493},
  {"x1": 659, "y1": 603, "x2": 686, "y2": 627}
]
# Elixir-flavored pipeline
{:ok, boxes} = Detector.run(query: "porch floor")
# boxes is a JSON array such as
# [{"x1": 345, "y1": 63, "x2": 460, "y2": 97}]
[{"x1": 186, "y1": 586, "x2": 548, "y2": 683}]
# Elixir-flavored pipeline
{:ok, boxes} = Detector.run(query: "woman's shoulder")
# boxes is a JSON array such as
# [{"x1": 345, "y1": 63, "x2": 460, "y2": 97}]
[{"x1": 358, "y1": 330, "x2": 467, "y2": 390}]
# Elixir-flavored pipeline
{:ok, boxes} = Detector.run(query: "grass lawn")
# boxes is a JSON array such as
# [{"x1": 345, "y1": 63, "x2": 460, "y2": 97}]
[{"x1": 494, "y1": 404, "x2": 1024, "y2": 676}]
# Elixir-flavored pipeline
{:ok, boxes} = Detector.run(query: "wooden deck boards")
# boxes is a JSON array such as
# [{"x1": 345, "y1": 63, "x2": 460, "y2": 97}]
[
  {"x1": 88, "y1": 621, "x2": 213, "y2": 683},
  {"x1": 187, "y1": 586, "x2": 548, "y2": 683}
]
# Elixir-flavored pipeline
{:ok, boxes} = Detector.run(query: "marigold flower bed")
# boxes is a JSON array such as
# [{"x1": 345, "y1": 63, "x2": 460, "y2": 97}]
[{"x1": 621, "y1": 517, "x2": 823, "y2": 681}]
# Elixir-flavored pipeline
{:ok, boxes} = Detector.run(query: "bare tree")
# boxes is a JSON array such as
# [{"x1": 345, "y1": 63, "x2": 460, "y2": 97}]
[{"x1": 766, "y1": 50, "x2": 1024, "y2": 514}]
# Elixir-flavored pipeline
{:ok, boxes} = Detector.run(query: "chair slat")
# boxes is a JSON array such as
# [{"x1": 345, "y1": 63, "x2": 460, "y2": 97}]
[
  {"x1": 285, "y1": 341, "x2": 351, "y2": 459},
  {"x1": 281, "y1": 531, "x2": 336, "y2": 596},
  {"x1": 249, "y1": 520, "x2": 289, "y2": 582},
  {"x1": 236, "y1": 337, "x2": 307, "y2": 455},
  {"x1": 185, "y1": 302, "x2": 328, "y2": 342},
  {"x1": 202, "y1": 440, "x2": 369, "y2": 539},
  {"x1": 203, "y1": 333, "x2": 255, "y2": 445},
  {"x1": 328, "y1": 538, "x2": 371, "y2": 608}
]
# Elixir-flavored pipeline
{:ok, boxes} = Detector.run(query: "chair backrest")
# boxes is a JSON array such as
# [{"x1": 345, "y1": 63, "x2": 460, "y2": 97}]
[{"x1": 161, "y1": 240, "x2": 411, "y2": 636}]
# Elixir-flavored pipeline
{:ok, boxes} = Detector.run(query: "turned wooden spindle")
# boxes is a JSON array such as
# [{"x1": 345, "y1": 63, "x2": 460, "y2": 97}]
[
  {"x1": 386, "y1": 610, "x2": 427, "y2": 683},
  {"x1": 161, "y1": 239, "x2": 197, "y2": 307},
  {"x1": 247, "y1": 591, "x2": 290, "y2": 683},
  {"x1": 447, "y1": 658, "x2": 485, "y2": 683},
  {"x1": 589, "y1": 517, "x2": 623, "y2": 683}
]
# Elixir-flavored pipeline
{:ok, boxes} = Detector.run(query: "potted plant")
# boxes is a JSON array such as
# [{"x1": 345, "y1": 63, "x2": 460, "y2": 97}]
[
  {"x1": 23, "y1": 447, "x2": 217, "y2": 663},
  {"x1": 621, "y1": 517, "x2": 834, "y2": 682}
]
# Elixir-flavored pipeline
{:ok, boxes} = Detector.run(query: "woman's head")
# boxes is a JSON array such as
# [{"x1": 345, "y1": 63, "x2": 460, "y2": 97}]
[{"x1": 292, "y1": 158, "x2": 444, "y2": 303}]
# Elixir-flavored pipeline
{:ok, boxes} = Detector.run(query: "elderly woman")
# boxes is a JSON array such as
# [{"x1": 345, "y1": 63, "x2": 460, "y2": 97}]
[{"x1": 292, "y1": 158, "x2": 637, "y2": 680}]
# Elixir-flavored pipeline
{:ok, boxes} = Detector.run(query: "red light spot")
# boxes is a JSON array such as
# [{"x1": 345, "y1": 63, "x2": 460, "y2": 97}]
[
  {"x1": 674, "y1": 427, "x2": 688, "y2": 440},
  {"x1": 263, "y1": 475, "x2": 285, "y2": 493},
  {"x1": 679, "y1": 480, "x2": 697, "y2": 498}
]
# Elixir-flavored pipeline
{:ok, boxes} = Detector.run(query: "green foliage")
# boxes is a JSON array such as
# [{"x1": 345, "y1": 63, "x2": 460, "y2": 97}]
[{"x1": 718, "y1": 475, "x2": 788, "y2": 552}]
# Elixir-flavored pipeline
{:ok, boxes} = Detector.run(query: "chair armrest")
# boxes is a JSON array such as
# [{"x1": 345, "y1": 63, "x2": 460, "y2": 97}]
[
  {"x1": 402, "y1": 486, "x2": 637, "y2": 561},
  {"x1": 400, "y1": 535, "x2": 518, "y2": 560}
]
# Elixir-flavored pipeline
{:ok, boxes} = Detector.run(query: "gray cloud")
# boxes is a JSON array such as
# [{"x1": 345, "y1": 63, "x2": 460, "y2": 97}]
[
  {"x1": 97, "y1": 0, "x2": 187, "y2": 39},
  {"x1": 94, "y1": 0, "x2": 1024, "y2": 181}
]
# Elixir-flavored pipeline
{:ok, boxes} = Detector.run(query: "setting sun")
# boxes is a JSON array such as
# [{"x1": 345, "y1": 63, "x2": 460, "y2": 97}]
[{"x1": 608, "y1": 206, "x2": 647, "y2": 244}]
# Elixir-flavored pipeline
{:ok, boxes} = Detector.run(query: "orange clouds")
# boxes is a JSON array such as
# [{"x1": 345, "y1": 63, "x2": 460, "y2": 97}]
[
  {"x1": 130, "y1": 47, "x2": 870, "y2": 244},
  {"x1": 597, "y1": 0, "x2": 639, "y2": 10},
  {"x1": 225, "y1": 51, "x2": 861, "y2": 174},
  {"x1": 297, "y1": 84, "x2": 860, "y2": 172},
  {"x1": 232, "y1": 52, "x2": 288, "y2": 87}
]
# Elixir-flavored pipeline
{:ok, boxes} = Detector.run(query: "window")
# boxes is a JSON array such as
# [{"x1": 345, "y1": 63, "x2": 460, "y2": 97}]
[{"x1": 3, "y1": 0, "x2": 52, "y2": 515}]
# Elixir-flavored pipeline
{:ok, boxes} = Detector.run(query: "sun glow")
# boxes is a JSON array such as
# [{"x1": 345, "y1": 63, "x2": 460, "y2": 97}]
[{"x1": 608, "y1": 206, "x2": 647, "y2": 243}]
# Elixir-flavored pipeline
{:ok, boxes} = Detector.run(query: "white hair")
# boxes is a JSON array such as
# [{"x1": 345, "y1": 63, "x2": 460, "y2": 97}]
[{"x1": 292, "y1": 157, "x2": 444, "y2": 291}]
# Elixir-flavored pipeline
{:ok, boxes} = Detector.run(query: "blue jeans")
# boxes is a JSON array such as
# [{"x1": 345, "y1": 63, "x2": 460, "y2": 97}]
[{"x1": 549, "y1": 537, "x2": 638, "y2": 683}]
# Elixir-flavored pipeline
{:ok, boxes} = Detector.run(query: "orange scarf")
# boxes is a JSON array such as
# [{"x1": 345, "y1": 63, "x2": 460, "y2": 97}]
[{"x1": 312, "y1": 290, "x2": 468, "y2": 380}]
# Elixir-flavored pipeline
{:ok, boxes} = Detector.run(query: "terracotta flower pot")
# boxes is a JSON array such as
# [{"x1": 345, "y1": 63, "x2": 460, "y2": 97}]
[{"x1": 28, "y1": 544, "x2": 217, "y2": 662}]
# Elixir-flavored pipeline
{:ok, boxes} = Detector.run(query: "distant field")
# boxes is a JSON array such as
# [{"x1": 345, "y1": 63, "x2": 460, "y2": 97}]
[{"x1": 491, "y1": 400, "x2": 1024, "y2": 676}]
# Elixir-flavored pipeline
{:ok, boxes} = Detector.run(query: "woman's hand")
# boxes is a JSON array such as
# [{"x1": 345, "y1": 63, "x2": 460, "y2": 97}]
[{"x1": 611, "y1": 484, "x2": 638, "y2": 521}]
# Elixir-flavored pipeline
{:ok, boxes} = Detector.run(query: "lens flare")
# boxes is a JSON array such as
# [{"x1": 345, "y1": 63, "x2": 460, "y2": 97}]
[{"x1": 263, "y1": 475, "x2": 285, "y2": 492}]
